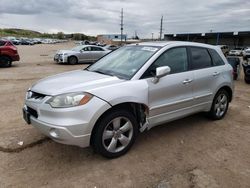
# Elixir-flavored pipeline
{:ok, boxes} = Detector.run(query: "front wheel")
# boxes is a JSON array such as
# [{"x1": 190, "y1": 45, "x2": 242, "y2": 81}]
[
  {"x1": 0, "y1": 56, "x2": 12, "y2": 67},
  {"x1": 208, "y1": 89, "x2": 229, "y2": 120},
  {"x1": 93, "y1": 110, "x2": 138, "y2": 158},
  {"x1": 68, "y1": 56, "x2": 78, "y2": 65}
]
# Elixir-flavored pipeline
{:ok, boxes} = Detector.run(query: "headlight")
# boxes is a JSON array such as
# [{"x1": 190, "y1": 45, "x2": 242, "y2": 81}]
[
  {"x1": 47, "y1": 92, "x2": 93, "y2": 108},
  {"x1": 63, "y1": 53, "x2": 68, "y2": 56}
]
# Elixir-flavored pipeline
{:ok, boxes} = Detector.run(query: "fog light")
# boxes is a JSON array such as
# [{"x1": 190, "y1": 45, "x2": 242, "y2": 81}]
[{"x1": 49, "y1": 128, "x2": 59, "y2": 138}]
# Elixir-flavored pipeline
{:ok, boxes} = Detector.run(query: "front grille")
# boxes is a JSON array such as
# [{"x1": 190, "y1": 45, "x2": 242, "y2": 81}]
[{"x1": 27, "y1": 107, "x2": 38, "y2": 118}]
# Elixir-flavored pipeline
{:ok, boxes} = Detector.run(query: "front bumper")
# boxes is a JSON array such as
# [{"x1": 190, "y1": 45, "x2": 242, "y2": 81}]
[
  {"x1": 23, "y1": 95, "x2": 111, "y2": 148},
  {"x1": 54, "y1": 54, "x2": 67, "y2": 63},
  {"x1": 30, "y1": 115, "x2": 91, "y2": 147}
]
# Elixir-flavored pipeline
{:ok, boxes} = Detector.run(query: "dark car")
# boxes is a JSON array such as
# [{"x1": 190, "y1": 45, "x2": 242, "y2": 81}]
[
  {"x1": 20, "y1": 39, "x2": 34, "y2": 45},
  {"x1": 227, "y1": 56, "x2": 240, "y2": 80},
  {"x1": 0, "y1": 39, "x2": 20, "y2": 67},
  {"x1": 242, "y1": 62, "x2": 250, "y2": 84}
]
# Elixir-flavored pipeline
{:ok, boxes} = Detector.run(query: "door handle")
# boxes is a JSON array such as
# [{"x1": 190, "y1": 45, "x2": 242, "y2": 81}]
[
  {"x1": 182, "y1": 79, "x2": 193, "y2": 84},
  {"x1": 213, "y1": 72, "x2": 220, "y2": 76}
]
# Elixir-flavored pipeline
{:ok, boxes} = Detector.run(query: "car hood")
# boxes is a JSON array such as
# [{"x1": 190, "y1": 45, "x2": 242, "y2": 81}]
[{"x1": 31, "y1": 70, "x2": 125, "y2": 96}]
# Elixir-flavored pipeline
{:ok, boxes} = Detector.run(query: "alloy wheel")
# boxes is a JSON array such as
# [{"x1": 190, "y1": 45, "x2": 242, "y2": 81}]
[
  {"x1": 214, "y1": 93, "x2": 228, "y2": 118},
  {"x1": 102, "y1": 117, "x2": 133, "y2": 153}
]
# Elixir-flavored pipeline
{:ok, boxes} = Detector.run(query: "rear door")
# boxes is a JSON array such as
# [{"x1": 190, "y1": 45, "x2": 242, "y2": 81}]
[
  {"x1": 189, "y1": 47, "x2": 224, "y2": 110},
  {"x1": 90, "y1": 46, "x2": 106, "y2": 61}
]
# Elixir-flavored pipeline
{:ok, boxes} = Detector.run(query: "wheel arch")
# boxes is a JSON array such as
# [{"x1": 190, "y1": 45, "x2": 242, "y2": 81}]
[
  {"x1": 216, "y1": 85, "x2": 233, "y2": 102},
  {"x1": 67, "y1": 55, "x2": 78, "y2": 63},
  {"x1": 90, "y1": 102, "x2": 149, "y2": 146}
]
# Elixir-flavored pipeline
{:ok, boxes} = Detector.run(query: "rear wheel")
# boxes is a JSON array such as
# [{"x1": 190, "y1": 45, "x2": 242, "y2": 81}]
[
  {"x1": 68, "y1": 56, "x2": 78, "y2": 65},
  {"x1": 245, "y1": 68, "x2": 250, "y2": 84},
  {"x1": 93, "y1": 110, "x2": 138, "y2": 158},
  {"x1": 208, "y1": 89, "x2": 229, "y2": 120},
  {"x1": 0, "y1": 56, "x2": 12, "y2": 67}
]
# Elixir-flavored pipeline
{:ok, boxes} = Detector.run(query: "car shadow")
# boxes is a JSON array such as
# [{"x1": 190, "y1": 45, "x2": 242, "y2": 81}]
[{"x1": 39, "y1": 113, "x2": 212, "y2": 163}]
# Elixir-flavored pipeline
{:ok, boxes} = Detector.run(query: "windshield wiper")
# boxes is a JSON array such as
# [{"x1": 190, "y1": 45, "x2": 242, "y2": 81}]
[{"x1": 92, "y1": 70, "x2": 107, "y2": 75}]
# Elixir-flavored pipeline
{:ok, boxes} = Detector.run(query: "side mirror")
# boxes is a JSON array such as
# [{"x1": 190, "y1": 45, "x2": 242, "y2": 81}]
[{"x1": 152, "y1": 66, "x2": 171, "y2": 84}]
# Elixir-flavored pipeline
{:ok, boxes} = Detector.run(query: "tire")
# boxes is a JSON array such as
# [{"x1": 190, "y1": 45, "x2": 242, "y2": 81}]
[
  {"x1": 233, "y1": 74, "x2": 238, "y2": 80},
  {"x1": 68, "y1": 56, "x2": 78, "y2": 65},
  {"x1": 93, "y1": 109, "x2": 138, "y2": 158},
  {"x1": 245, "y1": 78, "x2": 250, "y2": 84},
  {"x1": 0, "y1": 56, "x2": 12, "y2": 67},
  {"x1": 208, "y1": 89, "x2": 229, "y2": 120}
]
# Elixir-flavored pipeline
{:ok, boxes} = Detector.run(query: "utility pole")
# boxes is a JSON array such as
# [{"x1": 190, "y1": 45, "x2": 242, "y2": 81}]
[
  {"x1": 151, "y1": 33, "x2": 154, "y2": 41},
  {"x1": 159, "y1": 15, "x2": 163, "y2": 40},
  {"x1": 120, "y1": 8, "x2": 124, "y2": 45}
]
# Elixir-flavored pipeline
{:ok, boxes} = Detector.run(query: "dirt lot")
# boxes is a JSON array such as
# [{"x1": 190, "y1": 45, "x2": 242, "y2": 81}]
[{"x1": 0, "y1": 42, "x2": 250, "y2": 188}]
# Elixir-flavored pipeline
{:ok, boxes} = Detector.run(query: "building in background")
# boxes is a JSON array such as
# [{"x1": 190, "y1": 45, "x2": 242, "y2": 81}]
[
  {"x1": 164, "y1": 31, "x2": 250, "y2": 48},
  {"x1": 97, "y1": 34, "x2": 127, "y2": 45}
]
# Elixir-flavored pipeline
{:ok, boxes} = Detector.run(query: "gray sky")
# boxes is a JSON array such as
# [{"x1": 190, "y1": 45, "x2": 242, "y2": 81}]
[{"x1": 0, "y1": 0, "x2": 250, "y2": 38}]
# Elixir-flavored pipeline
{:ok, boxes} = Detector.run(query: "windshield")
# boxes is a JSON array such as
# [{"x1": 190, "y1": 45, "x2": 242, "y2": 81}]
[
  {"x1": 87, "y1": 45, "x2": 160, "y2": 80},
  {"x1": 71, "y1": 46, "x2": 84, "y2": 51}
]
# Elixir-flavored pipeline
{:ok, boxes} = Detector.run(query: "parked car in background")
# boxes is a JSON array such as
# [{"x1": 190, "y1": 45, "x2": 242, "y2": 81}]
[
  {"x1": 104, "y1": 45, "x2": 119, "y2": 51},
  {"x1": 2, "y1": 36, "x2": 21, "y2": 45},
  {"x1": 11, "y1": 39, "x2": 21, "y2": 45},
  {"x1": 24, "y1": 42, "x2": 233, "y2": 158},
  {"x1": 54, "y1": 45, "x2": 111, "y2": 64},
  {"x1": 218, "y1": 45, "x2": 229, "y2": 56},
  {"x1": 227, "y1": 56, "x2": 240, "y2": 80},
  {"x1": 243, "y1": 47, "x2": 250, "y2": 60},
  {"x1": 229, "y1": 47, "x2": 244, "y2": 56},
  {"x1": 75, "y1": 40, "x2": 90, "y2": 45},
  {"x1": 0, "y1": 39, "x2": 20, "y2": 67},
  {"x1": 20, "y1": 38, "x2": 34, "y2": 45},
  {"x1": 242, "y1": 61, "x2": 250, "y2": 84}
]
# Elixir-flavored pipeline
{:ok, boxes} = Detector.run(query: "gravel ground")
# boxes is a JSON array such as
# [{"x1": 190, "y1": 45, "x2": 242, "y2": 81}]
[{"x1": 0, "y1": 42, "x2": 250, "y2": 188}]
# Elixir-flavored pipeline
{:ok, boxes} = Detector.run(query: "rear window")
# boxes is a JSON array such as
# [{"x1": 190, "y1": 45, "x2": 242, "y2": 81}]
[
  {"x1": 190, "y1": 47, "x2": 212, "y2": 70},
  {"x1": 209, "y1": 49, "x2": 225, "y2": 66},
  {"x1": 0, "y1": 40, "x2": 6, "y2": 46}
]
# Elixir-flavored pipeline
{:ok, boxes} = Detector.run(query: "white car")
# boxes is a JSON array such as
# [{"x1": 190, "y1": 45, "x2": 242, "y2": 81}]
[
  {"x1": 229, "y1": 48, "x2": 244, "y2": 56},
  {"x1": 54, "y1": 45, "x2": 111, "y2": 64},
  {"x1": 243, "y1": 47, "x2": 250, "y2": 60}
]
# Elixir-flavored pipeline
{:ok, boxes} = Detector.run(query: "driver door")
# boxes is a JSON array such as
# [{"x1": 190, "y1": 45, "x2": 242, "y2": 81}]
[{"x1": 143, "y1": 47, "x2": 195, "y2": 128}]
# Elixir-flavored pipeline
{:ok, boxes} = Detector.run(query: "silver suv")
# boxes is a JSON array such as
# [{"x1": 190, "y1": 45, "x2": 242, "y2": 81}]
[{"x1": 23, "y1": 42, "x2": 234, "y2": 158}]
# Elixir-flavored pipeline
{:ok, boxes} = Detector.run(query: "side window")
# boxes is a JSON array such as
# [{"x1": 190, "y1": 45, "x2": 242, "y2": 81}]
[
  {"x1": 91, "y1": 47, "x2": 104, "y2": 51},
  {"x1": 190, "y1": 47, "x2": 212, "y2": 70},
  {"x1": 209, "y1": 49, "x2": 225, "y2": 66},
  {"x1": 142, "y1": 47, "x2": 188, "y2": 78},
  {"x1": 83, "y1": 47, "x2": 90, "y2": 51}
]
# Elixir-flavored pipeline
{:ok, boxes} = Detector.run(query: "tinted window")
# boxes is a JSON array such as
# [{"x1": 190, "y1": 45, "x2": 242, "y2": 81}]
[
  {"x1": 209, "y1": 49, "x2": 225, "y2": 66},
  {"x1": 227, "y1": 57, "x2": 240, "y2": 69},
  {"x1": 83, "y1": 47, "x2": 91, "y2": 51},
  {"x1": 0, "y1": 40, "x2": 6, "y2": 46},
  {"x1": 91, "y1": 47, "x2": 104, "y2": 51},
  {"x1": 142, "y1": 47, "x2": 188, "y2": 78},
  {"x1": 190, "y1": 47, "x2": 212, "y2": 70}
]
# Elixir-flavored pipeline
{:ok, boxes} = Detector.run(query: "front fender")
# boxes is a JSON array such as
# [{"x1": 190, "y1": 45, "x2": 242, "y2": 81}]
[{"x1": 88, "y1": 79, "x2": 149, "y2": 107}]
